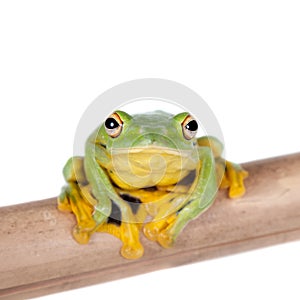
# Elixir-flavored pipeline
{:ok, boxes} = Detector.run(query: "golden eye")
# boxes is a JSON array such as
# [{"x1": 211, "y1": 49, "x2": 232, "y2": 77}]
[
  {"x1": 104, "y1": 112, "x2": 123, "y2": 138},
  {"x1": 182, "y1": 115, "x2": 198, "y2": 140}
]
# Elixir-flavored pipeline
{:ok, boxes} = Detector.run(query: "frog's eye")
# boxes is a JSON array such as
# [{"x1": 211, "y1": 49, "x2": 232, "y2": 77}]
[
  {"x1": 104, "y1": 113, "x2": 123, "y2": 138},
  {"x1": 182, "y1": 115, "x2": 198, "y2": 140}
]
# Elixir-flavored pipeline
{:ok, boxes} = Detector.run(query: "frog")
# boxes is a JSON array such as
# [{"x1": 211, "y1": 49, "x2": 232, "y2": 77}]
[{"x1": 58, "y1": 110, "x2": 248, "y2": 259}]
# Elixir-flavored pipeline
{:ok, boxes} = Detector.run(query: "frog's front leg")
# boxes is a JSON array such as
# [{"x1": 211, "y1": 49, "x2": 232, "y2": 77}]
[
  {"x1": 96, "y1": 200, "x2": 146, "y2": 259},
  {"x1": 85, "y1": 146, "x2": 144, "y2": 259},
  {"x1": 148, "y1": 147, "x2": 218, "y2": 248}
]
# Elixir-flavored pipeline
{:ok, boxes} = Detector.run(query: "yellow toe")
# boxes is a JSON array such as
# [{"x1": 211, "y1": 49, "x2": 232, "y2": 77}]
[
  {"x1": 157, "y1": 231, "x2": 174, "y2": 249},
  {"x1": 72, "y1": 226, "x2": 91, "y2": 244},
  {"x1": 121, "y1": 244, "x2": 144, "y2": 260}
]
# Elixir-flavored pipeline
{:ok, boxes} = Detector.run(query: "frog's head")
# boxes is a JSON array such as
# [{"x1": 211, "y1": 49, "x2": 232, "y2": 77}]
[
  {"x1": 95, "y1": 110, "x2": 200, "y2": 189},
  {"x1": 100, "y1": 110, "x2": 199, "y2": 150}
]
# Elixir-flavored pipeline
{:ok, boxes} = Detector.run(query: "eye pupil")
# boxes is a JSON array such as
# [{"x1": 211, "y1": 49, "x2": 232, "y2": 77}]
[
  {"x1": 186, "y1": 120, "x2": 198, "y2": 131},
  {"x1": 105, "y1": 118, "x2": 119, "y2": 129}
]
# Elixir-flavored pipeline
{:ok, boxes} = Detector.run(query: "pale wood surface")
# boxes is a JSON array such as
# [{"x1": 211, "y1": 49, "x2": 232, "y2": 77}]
[{"x1": 0, "y1": 153, "x2": 300, "y2": 299}]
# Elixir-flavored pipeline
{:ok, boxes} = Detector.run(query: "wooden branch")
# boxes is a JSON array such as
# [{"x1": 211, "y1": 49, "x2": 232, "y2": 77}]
[{"x1": 1, "y1": 153, "x2": 300, "y2": 299}]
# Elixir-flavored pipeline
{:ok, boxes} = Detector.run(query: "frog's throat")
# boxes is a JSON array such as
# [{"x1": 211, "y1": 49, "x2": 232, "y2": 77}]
[{"x1": 106, "y1": 147, "x2": 198, "y2": 190}]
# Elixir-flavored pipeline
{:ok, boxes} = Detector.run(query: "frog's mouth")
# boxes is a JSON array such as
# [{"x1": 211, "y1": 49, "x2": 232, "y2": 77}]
[{"x1": 107, "y1": 147, "x2": 198, "y2": 189}]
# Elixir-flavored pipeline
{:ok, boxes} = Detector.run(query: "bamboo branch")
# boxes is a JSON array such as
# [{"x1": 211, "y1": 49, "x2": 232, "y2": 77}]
[{"x1": 1, "y1": 153, "x2": 300, "y2": 299}]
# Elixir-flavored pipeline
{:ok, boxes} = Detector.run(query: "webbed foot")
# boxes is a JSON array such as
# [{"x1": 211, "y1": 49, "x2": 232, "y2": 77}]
[
  {"x1": 143, "y1": 219, "x2": 168, "y2": 241},
  {"x1": 57, "y1": 182, "x2": 97, "y2": 244},
  {"x1": 57, "y1": 187, "x2": 72, "y2": 212},
  {"x1": 144, "y1": 221, "x2": 176, "y2": 248},
  {"x1": 221, "y1": 161, "x2": 248, "y2": 198},
  {"x1": 157, "y1": 230, "x2": 175, "y2": 248},
  {"x1": 143, "y1": 214, "x2": 177, "y2": 248},
  {"x1": 97, "y1": 221, "x2": 144, "y2": 259}
]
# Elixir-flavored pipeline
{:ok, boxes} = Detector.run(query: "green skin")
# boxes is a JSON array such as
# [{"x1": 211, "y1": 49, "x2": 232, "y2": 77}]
[
  {"x1": 86, "y1": 110, "x2": 216, "y2": 230},
  {"x1": 59, "y1": 110, "x2": 247, "y2": 259}
]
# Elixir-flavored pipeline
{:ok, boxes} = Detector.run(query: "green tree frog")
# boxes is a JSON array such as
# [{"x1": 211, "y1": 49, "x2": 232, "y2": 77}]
[{"x1": 58, "y1": 110, "x2": 248, "y2": 259}]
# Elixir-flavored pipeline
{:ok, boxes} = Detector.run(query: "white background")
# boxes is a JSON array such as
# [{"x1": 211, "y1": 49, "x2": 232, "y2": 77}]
[{"x1": 1, "y1": 1, "x2": 300, "y2": 299}]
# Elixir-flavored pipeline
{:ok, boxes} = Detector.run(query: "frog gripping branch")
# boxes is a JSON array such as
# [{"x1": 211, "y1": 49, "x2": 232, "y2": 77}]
[{"x1": 57, "y1": 110, "x2": 248, "y2": 259}]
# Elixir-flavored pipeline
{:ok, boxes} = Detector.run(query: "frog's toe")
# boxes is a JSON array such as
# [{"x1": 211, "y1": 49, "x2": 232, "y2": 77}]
[
  {"x1": 157, "y1": 230, "x2": 175, "y2": 249},
  {"x1": 143, "y1": 219, "x2": 169, "y2": 242},
  {"x1": 223, "y1": 161, "x2": 249, "y2": 199},
  {"x1": 228, "y1": 170, "x2": 248, "y2": 198},
  {"x1": 143, "y1": 224, "x2": 160, "y2": 241},
  {"x1": 72, "y1": 226, "x2": 91, "y2": 244},
  {"x1": 229, "y1": 184, "x2": 246, "y2": 198},
  {"x1": 238, "y1": 169, "x2": 249, "y2": 182},
  {"x1": 57, "y1": 189, "x2": 72, "y2": 212},
  {"x1": 121, "y1": 243, "x2": 144, "y2": 260}
]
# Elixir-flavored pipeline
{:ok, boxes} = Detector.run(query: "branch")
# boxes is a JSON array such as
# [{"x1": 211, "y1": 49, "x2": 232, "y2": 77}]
[{"x1": 1, "y1": 153, "x2": 300, "y2": 299}]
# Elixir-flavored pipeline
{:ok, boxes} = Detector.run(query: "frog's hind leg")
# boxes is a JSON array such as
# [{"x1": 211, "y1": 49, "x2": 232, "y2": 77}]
[
  {"x1": 66, "y1": 183, "x2": 98, "y2": 244},
  {"x1": 57, "y1": 157, "x2": 97, "y2": 244},
  {"x1": 221, "y1": 161, "x2": 248, "y2": 198},
  {"x1": 197, "y1": 136, "x2": 248, "y2": 198},
  {"x1": 57, "y1": 185, "x2": 72, "y2": 212}
]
